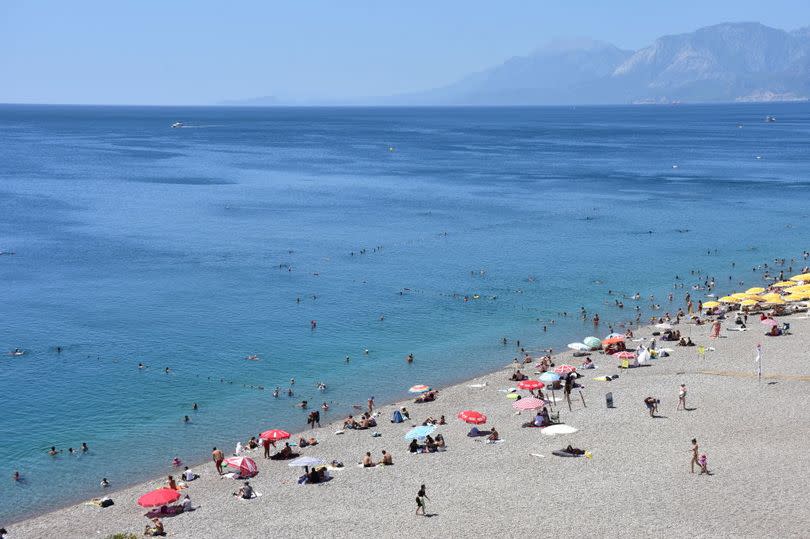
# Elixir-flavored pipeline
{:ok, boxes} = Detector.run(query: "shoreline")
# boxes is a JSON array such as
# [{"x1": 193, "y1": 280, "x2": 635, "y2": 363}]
[{"x1": 11, "y1": 307, "x2": 810, "y2": 537}]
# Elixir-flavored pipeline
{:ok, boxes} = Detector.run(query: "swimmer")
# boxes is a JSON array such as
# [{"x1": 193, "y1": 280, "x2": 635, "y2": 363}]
[
  {"x1": 290, "y1": 378, "x2": 295, "y2": 385},
  {"x1": 13, "y1": 471, "x2": 20, "y2": 482},
  {"x1": 287, "y1": 388, "x2": 294, "y2": 397},
  {"x1": 345, "y1": 355, "x2": 350, "y2": 363},
  {"x1": 48, "y1": 446, "x2": 59, "y2": 456},
  {"x1": 138, "y1": 362, "x2": 145, "y2": 369},
  {"x1": 272, "y1": 387, "x2": 280, "y2": 398},
  {"x1": 406, "y1": 353, "x2": 414, "y2": 363},
  {"x1": 81, "y1": 442, "x2": 89, "y2": 452},
  {"x1": 364, "y1": 349, "x2": 369, "y2": 355},
  {"x1": 322, "y1": 402, "x2": 330, "y2": 411},
  {"x1": 183, "y1": 415, "x2": 190, "y2": 423},
  {"x1": 164, "y1": 367, "x2": 171, "y2": 374},
  {"x1": 192, "y1": 403, "x2": 198, "y2": 410},
  {"x1": 298, "y1": 400, "x2": 308, "y2": 409},
  {"x1": 100, "y1": 478, "x2": 110, "y2": 488}
]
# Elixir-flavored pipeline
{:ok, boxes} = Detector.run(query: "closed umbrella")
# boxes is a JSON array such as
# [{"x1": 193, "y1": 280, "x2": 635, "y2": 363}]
[
  {"x1": 224, "y1": 456, "x2": 258, "y2": 477},
  {"x1": 512, "y1": 397, "x2": 544, "y2": 411},
  {"x1": 457, "y1": 410, "x2": 487, "y2": 424},
  {"x1": 138, "y1": 488, "x2": 180, "y2": 508},
  {"x1": 517, "y1": 380, "x2": 545, "y2": 391}
]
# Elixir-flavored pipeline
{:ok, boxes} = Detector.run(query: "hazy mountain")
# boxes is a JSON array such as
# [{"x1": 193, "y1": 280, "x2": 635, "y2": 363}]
[
  {"x1": 219, "y1": 95, "x2": 282, "y2": 106},
  {"x1": 227, "y1": 23, "x2": 810, "y2": 106}
]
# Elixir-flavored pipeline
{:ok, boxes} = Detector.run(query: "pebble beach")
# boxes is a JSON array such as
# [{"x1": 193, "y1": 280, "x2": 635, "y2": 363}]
[{"x1": 9, "y1": 309, "x2": 810, "y2": 538}]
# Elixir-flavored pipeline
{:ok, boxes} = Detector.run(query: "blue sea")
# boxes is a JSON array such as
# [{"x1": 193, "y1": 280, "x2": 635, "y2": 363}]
[{"x1": 1, "y1": 103, "x2": 809, "y2": 522}]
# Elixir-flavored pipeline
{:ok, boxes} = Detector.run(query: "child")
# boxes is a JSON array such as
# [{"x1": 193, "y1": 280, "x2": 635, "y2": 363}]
[{"x1": 698, "y1": 453, "x2": 711, "y2": 475}]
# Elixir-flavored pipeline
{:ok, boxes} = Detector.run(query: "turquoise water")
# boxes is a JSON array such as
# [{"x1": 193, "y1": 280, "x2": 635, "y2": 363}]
[{"x1": 1, "y1": 104, "x2": 809, "y2": 522}]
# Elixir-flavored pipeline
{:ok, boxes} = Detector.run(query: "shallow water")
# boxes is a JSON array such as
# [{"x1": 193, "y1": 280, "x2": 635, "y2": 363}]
[{"x1": 1, "y1": 103, "x2": 808, "y2": 522}]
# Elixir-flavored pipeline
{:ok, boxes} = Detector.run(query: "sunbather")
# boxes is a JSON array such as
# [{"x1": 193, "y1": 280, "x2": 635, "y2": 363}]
[
  {"x1": 144, "y1": 517, "x2": 165, "y2": 536},
  {"x1": 233, "y1": 481, "x2": 254, "y2": 499},
  {"x1": 487, "y1": 427, "x2": 499, "y2": 442}
]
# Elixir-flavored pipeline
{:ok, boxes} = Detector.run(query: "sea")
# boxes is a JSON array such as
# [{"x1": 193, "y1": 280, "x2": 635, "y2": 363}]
[{"x1": 1, "y1": 103, "x2": 809, "y2": 522}]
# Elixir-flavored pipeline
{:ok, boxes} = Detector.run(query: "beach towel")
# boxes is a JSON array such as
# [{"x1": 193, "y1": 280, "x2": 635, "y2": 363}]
[{"x1": 541, "y1": 425, "x2": 578, "y2": 436}]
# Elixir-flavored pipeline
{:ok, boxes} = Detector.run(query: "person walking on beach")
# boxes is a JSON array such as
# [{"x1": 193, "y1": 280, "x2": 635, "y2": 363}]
[
  {"x1": 677, "y1": 384, "x2": 687, "y2": 411},
  {"x1": 415, "y1": 484, "x2": 430, "y2": 516},
  {"x1": 212, "y1": 447, "x2": 224, "y2": 475},
  {"x1": 690, "y1": 439, "x2": 699, "y2": 473}
]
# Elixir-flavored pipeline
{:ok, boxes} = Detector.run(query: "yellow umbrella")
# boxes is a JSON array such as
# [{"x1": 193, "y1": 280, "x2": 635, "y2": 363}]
[
  {"x1": 731, "y1": 293, "x2": 749, "y2": 300},
  {"x1": 766, "y1": 298, "x2": 786, "y2": 305},
  {"x1": 703, "y1": 301, "x2": 720, "y2": 308},
  {"x1": 760, "y1": 293, "x2": 782, "y2": 301},
  {"x1": 718, "y1": 296, "x2": 738, "y2": 303},
  {"x1": 740, "y1": 299, "x2": 759, "y2": 306},
  {"x1": 785, "y1": 285, "x2": 810, "y2": 294},
  {"x1": 773, "y1": 281, "x2": 795, "y2": 287},
  {"x1": 784, "y1": 294, "x2": 808, "y2": 302},
  {"x1": 745, "y1": 295, "x2": 765, "y2": 301},
  {"x1": 745, "y1": 287, "x2": 765, "y2": 294},
  {"x1": 790, "y1": 273, "x2": 810, "y2": 282}
]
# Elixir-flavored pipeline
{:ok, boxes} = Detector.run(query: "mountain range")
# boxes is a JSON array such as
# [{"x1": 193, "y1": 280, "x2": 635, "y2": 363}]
[{"x1": 224, "y1": 22, "x2": 810, "y2": 106}]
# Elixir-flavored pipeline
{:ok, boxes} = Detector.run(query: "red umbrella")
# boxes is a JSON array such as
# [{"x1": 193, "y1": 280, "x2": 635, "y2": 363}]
[
  {"x1": 259, "y1": 429, "x2": 290, "y2": 441},
  {"x1": 457, "y1": 410, "x2": 487, "y2": 424},
  {"x1": 613, "y1": 351, "x2": 636, "y2": 359},
  {"x1": 602, "y1": 336, "x2": 625, "y2": 345},
  {"x1": 224, "y1": 456, "x2": 258, "y2": 477},
  {"x1": 512, "y1": 397, "x2": 545, "y2": 410},
  {"x1": 517, "y1": 380, "x2": 545, "y2": 391},
  {"x1": 554, "y1": 364, "x2": 576, "y2": 375},
  {"x1": 760, "y1": 318, "x2": 777, "y2": 327},
  {"x1": 137, "y1": 488, "x2": 180, "y2": 508}
]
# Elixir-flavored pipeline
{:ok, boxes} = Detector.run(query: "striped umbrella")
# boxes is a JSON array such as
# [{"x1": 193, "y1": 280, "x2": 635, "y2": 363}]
[
  {"x1": 554, "y1": 364, "x2": 576, "y2": 375},
  {"x1": 408, "y1": 385, "x2": 431, "y2": 394},
  {"x1": 539, "y1": 372, "x2": 561, "y2": 383},
  {"x1": 613, "y1": 351, "x2": 636, "y2": 359},
  {"x1": 457, "y1": 410, "x2": 487, "y2": 424},
  {"x1": 223, "y1": 456, "x2": 258, "y2": 477},
  {"x1": 512, "y1": 397, "x2": 545, "y2": 411}
]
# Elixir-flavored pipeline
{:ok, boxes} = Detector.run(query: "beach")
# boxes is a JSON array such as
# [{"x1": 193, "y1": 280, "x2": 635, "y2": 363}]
[{"x1": 9, "y1": 310, "x2": 810, "y2": 538}]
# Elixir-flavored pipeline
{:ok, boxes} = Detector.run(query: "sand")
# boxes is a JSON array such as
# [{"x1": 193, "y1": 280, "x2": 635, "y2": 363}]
[{"x1": 9, "y1": 312, "x2": 810, "y2": 538}]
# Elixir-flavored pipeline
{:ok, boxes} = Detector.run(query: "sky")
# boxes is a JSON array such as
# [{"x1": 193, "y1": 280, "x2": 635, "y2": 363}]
[{"x1": 2, "y1": 0, "x2": 809, "y2": 105}]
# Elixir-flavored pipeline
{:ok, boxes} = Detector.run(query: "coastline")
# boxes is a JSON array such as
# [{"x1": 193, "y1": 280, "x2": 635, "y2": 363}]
[{"x1": 10, "y1": 310, "x2": 810, "y2": 537}]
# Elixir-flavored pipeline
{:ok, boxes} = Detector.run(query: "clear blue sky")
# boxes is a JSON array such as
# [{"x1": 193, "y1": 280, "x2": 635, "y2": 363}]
[{"x1": 2, "y1": 0, "x2": 809, "y2": 105}]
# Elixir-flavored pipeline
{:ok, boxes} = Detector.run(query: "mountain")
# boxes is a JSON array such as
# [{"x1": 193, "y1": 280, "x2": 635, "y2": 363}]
[
  {"x1": 219, "y1": 95, "x2": 282, "y2": 106},
  {"x1": 406, "y1": 22, "x2": 810, "y2": 105},
  {"x1": 225, "y1": 23, "x2": 810, "y2": 106}
]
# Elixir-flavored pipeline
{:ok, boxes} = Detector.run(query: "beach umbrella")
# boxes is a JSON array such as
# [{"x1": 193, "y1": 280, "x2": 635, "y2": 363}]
[
  {"x1": 288, "y1": 456, "x2": 324, "y2": 468},
  {"x1": 790, "y1": 273, "x2": 810, "y2": 282},
  {"x1": 404, "y1": 425, "x2": 436, "y2": 440},
  {"x1": 718, "y1": 296, "x2": 737, "y2": 303},
  {"x1": 582, "y1": 336, "x2": 602, "y2": 349},
  {"x1": 703, "y1": 301, "x2": 720, "y2": 308},
  {"x1": 740, "y1": 299, "x2": 758, "y2": 307},
  {"x1": 259, "y1": 429, "x2": 290, "y2": 441},
  {"x1": 408, "y1": 384, "x2": 431, "y2": 394},
  {"x1": 745, "y1": 287, "x2": 765, "y2": 294},
  {"x1": 137, "y1": 488, "x2": 180, "y2": 508},
  {"x1": 760, "y1": 318, "x2": 778, "y2": 327},
  {"x1": 731, "y1": 293, "x2": 749, "y2": 300},
  {"x1": 554, "y1": 364, "x2": 576, "y2": 375},
  {"x1": 773, "y1": 281, "x2": 795, "y2": 287},
  {"x1": 654, "y1": 323, "x2": 673, "y2": 330},
  {"x1": 602, "y1": 336, "x2": 624, "y2": 346},
  {"x1": 613, "y1": 351, "x2": 636, "y2": 359},
  {"x1": 457, "y1": 410, "x2": 487, "y2": 424},
  {"x1": 517, "y1": 380, "x2": 545, "y2": 391},
  {"x1": 538, "y1": 371, "x2": 560, "y2": 383},
  {"x1": 765, "y1": 298, "x2": 786, "y2": 305},
  {"x1": 224, "y1": 456, "x2": 258, "y2": 477},
  {"x1": 785, "y1": 294, "x2": 809, "y2": 302},
  {"x1": 512, "y1": 397, "x2": 544, "y2": 411},
  {"x1": 567, "y1": 342, "x2": 589, "y2": 351}
]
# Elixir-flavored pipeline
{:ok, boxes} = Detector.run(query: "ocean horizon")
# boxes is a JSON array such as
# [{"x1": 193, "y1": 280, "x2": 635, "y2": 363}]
[{"x1": 2, "y1": 102, "x2": 809, "y2": 522}]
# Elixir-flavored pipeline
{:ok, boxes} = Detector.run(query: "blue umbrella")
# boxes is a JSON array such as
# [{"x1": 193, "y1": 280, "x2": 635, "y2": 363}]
[
  {"x1": 404, "y1": 425, "x2": 436, "y2": 440},
  {"x1": 539, "y1": 372, "x2": 560, "y2": 383}
]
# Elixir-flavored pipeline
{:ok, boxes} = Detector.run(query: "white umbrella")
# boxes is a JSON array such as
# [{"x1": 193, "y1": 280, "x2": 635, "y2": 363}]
[
  {"x1": 288, "y1": 456, "x2": 325, "y2": 468},
  {"x1": 567, "y1": 342, "x2": 589, "y2": 351}
]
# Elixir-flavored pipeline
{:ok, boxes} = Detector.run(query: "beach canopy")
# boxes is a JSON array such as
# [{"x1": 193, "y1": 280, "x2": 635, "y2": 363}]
[
  {"x1": 703, "y1": 301, "x2": 720, "y2": 308},
  {"x1": 613, "y1": 351, "x2": 636, "y2": 359},
  {"x1": 761, "y1": 318, "x2": 778, "y2": 327},
  {"x1": 554, "y1": 364, "x2": 576, "y2": 375},
  {"x1": 567, "y1": 342, "x2": 589, "y2": 351},
  {"x1": 138, "y1": 488, "x2": 180, "y2": 508},
  {"x1": 224, "y1": 456, "x2": 258, "y2": 477},
  {"x1": 408, "y1": 385, "x2": 431, "y2": 394},
  {"x1": 539, "y1": 372, "x2": 561, "y2": 383},
  {"x1": 602, "y1": 336, "x2": 624, "y2": 345},
  {"x1": 288, "y1": 456, "x2": 324, "y2": 468},
  {"x1": 517, "y1": 380, "x2": 545, "y2": 391},
  {"x1": 457, "y1": 410, "x2": 487, "y2": 424},
  {"x1": 790, "y1": 273, "x2": 810, "y2": 282},
  {"x1": 404, "y1": 425, "x2": 436, "y2": 440},
  {"x1": 583, "y1": 336, "x2": 602, "y2": 349},
  {"x1": 512, "y1": 397, "x2": 544, "y2": 411},
  {"x1": 260, "y1": 429, "x2": 291, "y2": 441}
]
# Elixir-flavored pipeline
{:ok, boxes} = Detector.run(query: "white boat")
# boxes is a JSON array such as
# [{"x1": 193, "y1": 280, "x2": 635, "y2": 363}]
[
  {"x1": 765, "y1": 116, "x2": 776, "y2": 123},
  {"x1": 171, "y1": 122, "x2": 184, "y2": 128}
]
